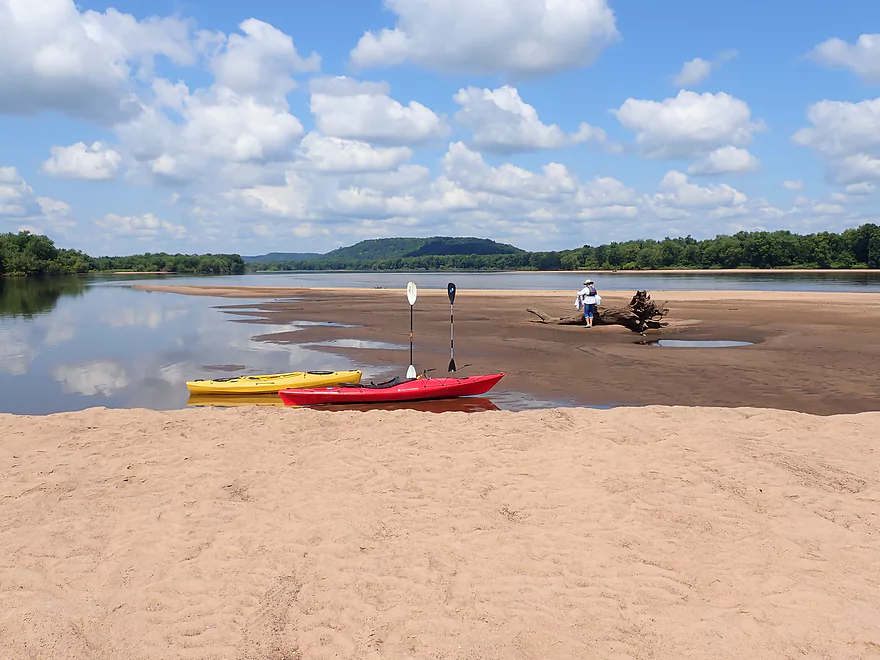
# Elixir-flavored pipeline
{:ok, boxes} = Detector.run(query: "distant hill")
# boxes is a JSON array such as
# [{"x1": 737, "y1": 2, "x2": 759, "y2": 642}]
[
  {"x1": 242, "y1": 252, "x2": 322, "y2": 263},
  {"x1": 244, "y1": 237, "x2": 525, "y2": 264},
  {"x1": 323, "y1": 237, "x2": 525, "y2": 261}
]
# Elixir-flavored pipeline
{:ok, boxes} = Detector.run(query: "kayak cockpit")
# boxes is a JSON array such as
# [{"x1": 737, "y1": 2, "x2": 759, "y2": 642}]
[{"x1": 338, "y1": 376, "x2": 417, "y2": 389}]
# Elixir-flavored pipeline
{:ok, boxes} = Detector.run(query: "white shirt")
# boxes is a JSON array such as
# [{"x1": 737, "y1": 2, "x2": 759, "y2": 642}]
[{"x1": 575, "y1": 286, "x2": 599, "y2": 308}]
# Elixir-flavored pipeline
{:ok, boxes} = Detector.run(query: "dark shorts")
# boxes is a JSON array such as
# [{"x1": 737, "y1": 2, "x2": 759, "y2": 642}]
[{"x1": 583, "y1": 304, "x2": 597, "y2": 318}]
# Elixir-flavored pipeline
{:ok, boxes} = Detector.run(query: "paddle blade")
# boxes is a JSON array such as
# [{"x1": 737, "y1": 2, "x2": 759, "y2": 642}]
[
  {"x1": 447, "y1": 282, "x2": 456, "y2": 304},
  {"x1": 406, "y1": 281, "x2": 418, "y2": 306},
  {"x1": 448, "y1": 358, "x2": 457, "y2": 373},
  {"x1": 406, "y1": 364, "x2": 417, "y2": 379}
]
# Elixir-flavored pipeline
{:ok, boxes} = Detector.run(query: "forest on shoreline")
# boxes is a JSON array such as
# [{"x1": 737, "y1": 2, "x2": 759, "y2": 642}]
[
  {"x1": 256, "y1": 224, "x2": 880, "y2": 272},
  {"x1": 2, "y1": 224, "x2": 879, "y2": 277}
]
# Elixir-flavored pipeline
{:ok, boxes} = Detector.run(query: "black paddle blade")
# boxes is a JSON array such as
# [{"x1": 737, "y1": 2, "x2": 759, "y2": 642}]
[
  {"x1": 447, "y1": 282, "x2": 456, "y2": 304},
  {"x1": 448, "y1": 358, "x2": 457, "y2": 373}
]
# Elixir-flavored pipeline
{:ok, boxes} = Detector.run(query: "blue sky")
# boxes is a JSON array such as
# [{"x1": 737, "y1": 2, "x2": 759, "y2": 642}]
[{"x1": 1, "y1": 0, "x2": 879, "y2": 255}]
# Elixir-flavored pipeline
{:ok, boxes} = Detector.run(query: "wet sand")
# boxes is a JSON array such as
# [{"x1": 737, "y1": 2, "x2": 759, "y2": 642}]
[
  {"x1": 2, "y1": 405, "x2": 879, "y2": 659},
  {"x1": 149, "y1": 285, "x2": 880, "y2": 416}
]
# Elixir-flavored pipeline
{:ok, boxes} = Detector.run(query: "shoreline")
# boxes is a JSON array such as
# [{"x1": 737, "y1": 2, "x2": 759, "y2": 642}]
[
  {"x1": 251, "y1": 267, "x2": 880, "y2": 274},
  {"x1": 565, "y1": 267, "x2": 880, "y2": 274}
]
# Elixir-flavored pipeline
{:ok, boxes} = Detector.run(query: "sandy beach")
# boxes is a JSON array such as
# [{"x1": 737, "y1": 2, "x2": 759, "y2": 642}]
[{"x1": 2, "y1": 405, "x2": 879, "y2": 659}]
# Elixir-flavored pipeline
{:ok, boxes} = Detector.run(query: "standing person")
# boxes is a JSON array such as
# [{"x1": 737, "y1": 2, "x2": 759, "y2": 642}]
[{"x1": 574, "y1": 279, "x2": 601, "y2": 328}]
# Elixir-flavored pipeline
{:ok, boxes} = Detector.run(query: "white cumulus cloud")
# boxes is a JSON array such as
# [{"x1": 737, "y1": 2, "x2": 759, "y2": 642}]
[
  {"x1": 687, "y1": 146, "x2": 759, "y2": 176},
  {"x1": 96, "y1": 212, "x2": 187, "y2": 238},
  {"x1": 349, "y1": 0, "x2": 620, "y2": 77},
  {"x1": 651, "y1": 170, "x2": 748, "y2": 210},
  {"x1": 793, "y1": 97, "x2": 880, "y2": 183},
  {"x1": 295, "y1": 132, "x2": 413, "y2": 173},
  {"x1": 453, "y1": 85, "x2": 617, "y2": 154},
  {"x1": 809, "y1": 34, "x2": 880, "y2": 83},
  {"x1": 614, "y1": 90, "x2": 766, "y2": 158},
  {"x1": 647, "y1": 171, "x2": 788, "y2": 227},
  {"x1": 309, "y1": 76, "x2": 449, "y2": 145},
  {"x1": 672, "y1": 50, "x2": 738, "y2": 87},
  {"x1": 221, "y1": 140, "x2": 641, "y2": 246},
  {"x1": 783, "y1": 180, "x2": 805, "y2": 191},
  {"x1": 0, "y1": 0, "x2": 197, "y2": 123},
  {"x1": 0, "y1": 166, "x2": 76, "y2": 234},
  {"x1": 207, "y1": 18, "x2": 320, "y2": 99},
  {"x1": 441, "y1": 141, "x2": 580, "y2": 200},
  {"x1": 41, "y1": 142, "x2": 122, "y2": 180},
  {"x1": 845, "y1": 182, "x2": 876, "y2": 195},
  {"x1": 117, "y1": 80, "x2": 305, "y2": 185},
  {"x1": 4, "y1": 11, "x2": 319, "y2": 190}
]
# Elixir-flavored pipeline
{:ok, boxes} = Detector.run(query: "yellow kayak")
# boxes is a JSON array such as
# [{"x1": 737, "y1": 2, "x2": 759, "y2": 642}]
[{"x1": 185, "y1": 369, "x2": 362, "y2": 395}]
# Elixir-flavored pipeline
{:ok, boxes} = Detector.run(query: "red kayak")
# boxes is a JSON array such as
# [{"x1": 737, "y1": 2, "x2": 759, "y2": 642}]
[{"x1": 279, "y1": 373, "x2": 504, "y2": 406}]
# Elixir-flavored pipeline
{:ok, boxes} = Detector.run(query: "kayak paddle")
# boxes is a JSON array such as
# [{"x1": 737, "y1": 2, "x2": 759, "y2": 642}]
[
  {"x1": 406, "y1": 281, "x2": 418, "y2": 378},
  {"x1": 447, "y1": 282, "x2": 456, "y2": 373}
]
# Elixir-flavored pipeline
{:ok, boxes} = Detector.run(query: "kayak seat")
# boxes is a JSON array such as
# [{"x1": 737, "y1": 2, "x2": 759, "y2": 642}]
[{"x1": 338, "y1": 376, "x2": 416, "y2": 389}]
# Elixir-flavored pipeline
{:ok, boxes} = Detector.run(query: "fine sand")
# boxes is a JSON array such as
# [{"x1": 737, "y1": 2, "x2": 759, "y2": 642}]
[{"x1": 2, "y1": 405, "x2": 879, "y2": 659}]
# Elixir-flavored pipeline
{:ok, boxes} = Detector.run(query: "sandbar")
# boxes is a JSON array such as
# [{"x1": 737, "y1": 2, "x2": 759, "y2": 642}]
[{"x1": 185, "y1": 286, "x2": 880, "y2": 415}]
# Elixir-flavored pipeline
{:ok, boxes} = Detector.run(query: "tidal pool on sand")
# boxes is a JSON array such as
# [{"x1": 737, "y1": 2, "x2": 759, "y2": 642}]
[{"x1": 653, "y1": 340, "x2": 754, "y2": 348}]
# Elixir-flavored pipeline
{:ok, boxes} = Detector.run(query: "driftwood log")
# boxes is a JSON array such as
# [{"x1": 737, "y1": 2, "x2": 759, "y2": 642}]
[{"x1": 527, "y1": 290, "x2": 670, "y2": 333}]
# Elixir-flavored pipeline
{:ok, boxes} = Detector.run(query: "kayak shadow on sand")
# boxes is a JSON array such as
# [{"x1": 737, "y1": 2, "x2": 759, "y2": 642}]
[{"x1": 186, "y1": 394, "x2": 500, "y2": 413}]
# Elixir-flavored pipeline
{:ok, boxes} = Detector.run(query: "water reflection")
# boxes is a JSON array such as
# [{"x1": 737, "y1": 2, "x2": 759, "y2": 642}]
[
  {"x1": 303, "y1": 397, "x2": 501, "y2": 413},
  {"x1": 187, "y1": 393, "x2": 285, "y2": 407},
  {"x1": 0, "y1": 276, "x2": 85, "y2": 318},
  {"x1": 0, "y1": 283, "x2": 378, "y2": 415},
  {"x1": 0, "y1": 325, "x2": 37, "y2": 375},
  {"x1": 305, "y1": 338, "x2": 406, "y2": 350},
  {"x1": 186, "y1": 394, "x2": 502, "y2": 413},
  {"x1": 102, "y1": 306, "x2": 189, "y2": 328},
  {"x1": 53, "y1": 360, "x2": 130, "y2": 396}
]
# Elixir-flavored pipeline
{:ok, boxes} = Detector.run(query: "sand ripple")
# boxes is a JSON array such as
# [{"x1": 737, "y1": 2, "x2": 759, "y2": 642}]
[{"x1": 1, "y1": 406, "x2": 878, "y2": 659}]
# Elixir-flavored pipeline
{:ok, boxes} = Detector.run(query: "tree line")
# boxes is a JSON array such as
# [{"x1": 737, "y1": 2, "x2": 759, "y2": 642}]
[
  {"x1": 4, "y1": 224, "x2": 880, "y2": 278},
  {"x1": 0, "y1": 231, "x2": 246, "y2": 276},
  {"x1": 253, "y1": 224, "x2": 880, "y2": 271}
]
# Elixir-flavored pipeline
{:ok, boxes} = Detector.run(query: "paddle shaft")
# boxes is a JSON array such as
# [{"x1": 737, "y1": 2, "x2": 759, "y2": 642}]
[
  {"x1": 405, "y1": 282, "x2": 418, "y2": 378},
  {"x1": 449, "y1": 302, "x2": 455, "y2": 370},
  {"x1": 447, "y1": 282, "x2": 457, "y2": 372}
]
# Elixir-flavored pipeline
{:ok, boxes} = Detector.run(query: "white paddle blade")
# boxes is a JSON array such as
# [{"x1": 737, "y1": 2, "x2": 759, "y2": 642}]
[
  {"x1": 406, "y1": 364, "x2": 417, "y2": 378},
  {"x1": 406, "y1": 281, "x2": 418, "y2": 306}
]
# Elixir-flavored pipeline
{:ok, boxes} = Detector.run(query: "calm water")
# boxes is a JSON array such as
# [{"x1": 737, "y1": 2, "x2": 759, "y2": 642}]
[
  {"x1": 0, "y1": 278, "x2": 375, "y2": 415},
  {"x1": 2, "y1": 270, "x2": 879, "y2": 415},
  {"x1": 654, "y1": 340, "x2": 754, "y2": 348}
]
